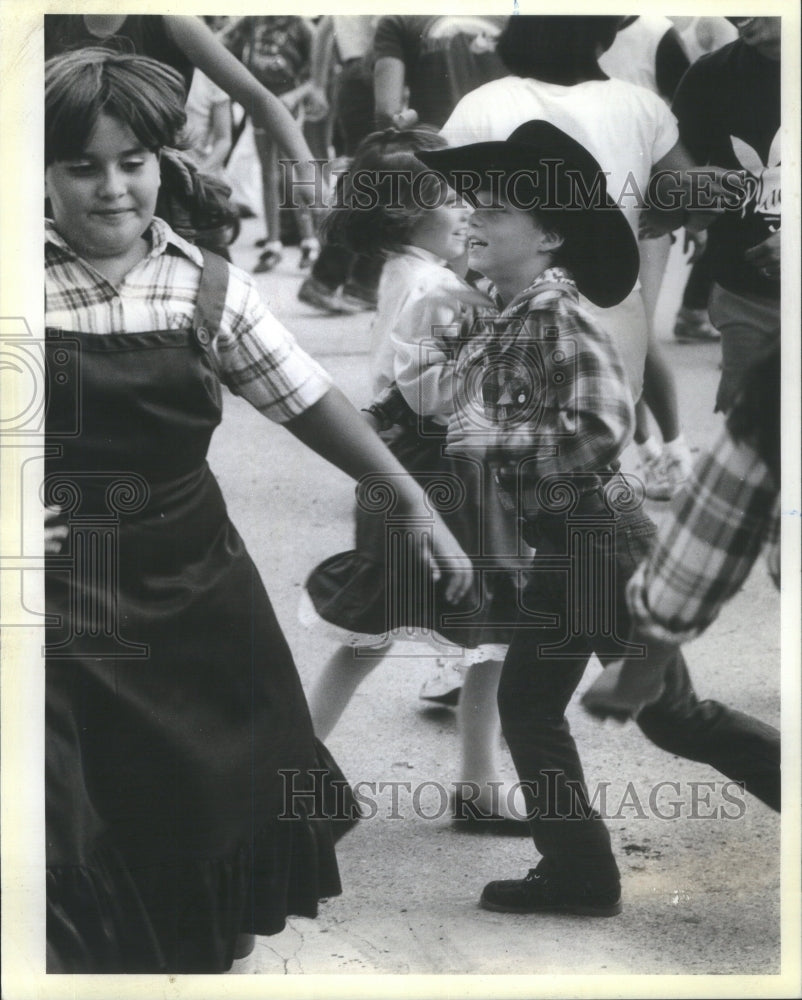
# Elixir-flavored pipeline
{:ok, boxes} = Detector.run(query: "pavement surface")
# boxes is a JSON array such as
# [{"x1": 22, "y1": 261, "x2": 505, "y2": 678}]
[{"x1": 206, "y1": 220, "x2": 784, "y2": 989}]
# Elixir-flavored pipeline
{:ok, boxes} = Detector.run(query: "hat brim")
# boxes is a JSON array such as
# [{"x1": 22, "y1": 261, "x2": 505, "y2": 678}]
[{"x1": 418, "y1": 138, "x2": 639, "y2": 309}]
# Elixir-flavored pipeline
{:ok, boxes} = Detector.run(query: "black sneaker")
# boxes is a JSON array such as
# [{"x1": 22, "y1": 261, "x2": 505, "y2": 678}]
[{"x1": 480, "y1": 869, "x2": 622, "y2": 916}]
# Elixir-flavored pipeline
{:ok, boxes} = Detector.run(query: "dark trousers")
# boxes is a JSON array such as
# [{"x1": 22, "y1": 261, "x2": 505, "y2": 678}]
[
  {"x1": 310, "y1": 58, "x2": 382, "y2": 300},
  {"x1": 681, "y1": 247, "x2": 716, "y2": 311},
  {"x1": 498, "y1": 496, "x2": 781, "y2": 889}
]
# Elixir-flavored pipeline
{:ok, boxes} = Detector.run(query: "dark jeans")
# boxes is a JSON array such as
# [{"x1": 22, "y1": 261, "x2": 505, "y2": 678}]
[
  {"x1": 681, "y1": 247, "x2": 715, "y2": 311},
  {"x1": 498, "y1": 493, "x2": 780, "y2": 890}
]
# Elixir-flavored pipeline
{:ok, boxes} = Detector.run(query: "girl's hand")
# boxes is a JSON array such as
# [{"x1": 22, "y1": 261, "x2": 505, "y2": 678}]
[
  {"x1": 290, "y1": 159, "x2": 330, "y2": 214},
  {"x1": 44, "y1": 506, "x2": 68, "y2": 555},
  {"x1": 428, "y1": 524, "x2": 474, "y2": 604}
]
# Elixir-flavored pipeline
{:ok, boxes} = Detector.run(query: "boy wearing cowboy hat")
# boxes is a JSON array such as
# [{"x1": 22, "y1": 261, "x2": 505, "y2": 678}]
[{"x1": 419, "y1": 121, "x2": 781, "y2": 916}]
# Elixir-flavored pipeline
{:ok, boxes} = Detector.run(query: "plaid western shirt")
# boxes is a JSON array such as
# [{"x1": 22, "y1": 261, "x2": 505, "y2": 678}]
[
  {"x1": 45, "y1": 218, "x2": 332, "y2": 423},
  {"x1": 446, "y1": 267, "x2": 635, "y2": 510},
  {"x1": 627, "y1": 427, "x2": 781, "y2": 643}
]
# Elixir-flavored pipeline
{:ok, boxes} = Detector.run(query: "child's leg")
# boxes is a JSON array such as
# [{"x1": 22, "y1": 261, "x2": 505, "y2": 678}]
[
  {"x1": 457, "y1": 658, "x2": 527, "y2": 820},
  {"x1": 295, "y1": 202, "x2": 320, "y2": 268},
  {"x1": 252, "y1": 128, "x2": 283, "y2": 269},
  {"x1": 308, "y1": 643, "x2": 391, "y2": 740}
]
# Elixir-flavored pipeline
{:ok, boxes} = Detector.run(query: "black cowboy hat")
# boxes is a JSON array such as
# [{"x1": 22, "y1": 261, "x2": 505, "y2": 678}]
[{"x1": 418, "y1": 120, "x2": 639, "y2": 308}]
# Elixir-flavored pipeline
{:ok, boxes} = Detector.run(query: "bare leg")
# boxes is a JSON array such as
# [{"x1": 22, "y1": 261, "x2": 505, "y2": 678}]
[
  {"x1": 457, "y1": 659, "x2": 526, "y2": 819},
  {"x1": 307, "y1": 643, "x2": 391, "y2": 740},
  {"x1": 639, "y1": 234, "x2": 681, "y2": 444},
  {"x1": 641, "y1": 335, "x2": 681, "y2": 443}
]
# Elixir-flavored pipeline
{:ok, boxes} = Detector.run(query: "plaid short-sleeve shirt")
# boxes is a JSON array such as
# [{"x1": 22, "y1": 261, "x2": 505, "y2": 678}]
[{"x1": 45, "y1": 218, "x2": 332, "y2": 423}]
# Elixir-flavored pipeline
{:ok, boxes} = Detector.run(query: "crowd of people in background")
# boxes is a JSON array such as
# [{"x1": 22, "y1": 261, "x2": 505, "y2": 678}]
[{"x1": 40, "y1": 12, "x2": 783, "y2": 974}]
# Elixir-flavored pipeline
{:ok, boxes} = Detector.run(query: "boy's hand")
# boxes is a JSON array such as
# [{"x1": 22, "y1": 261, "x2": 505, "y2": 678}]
[{"x1": 581, "y1": 641, "x2": 675, "y2": 722}]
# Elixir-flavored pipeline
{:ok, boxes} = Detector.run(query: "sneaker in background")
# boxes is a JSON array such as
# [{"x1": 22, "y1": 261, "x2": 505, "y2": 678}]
[
  {"x1": 297, "y1": 276, "x2": 365, "y2": 314},
  {"x1": 253, "y1": 244, "x2": 283, "y2": 274},
  {"x1": 418, "y1": 657, "x2": 466, "y2": 706},
  {"x1": 299, "y1": 240, "x2": 321, "y2": 270}
]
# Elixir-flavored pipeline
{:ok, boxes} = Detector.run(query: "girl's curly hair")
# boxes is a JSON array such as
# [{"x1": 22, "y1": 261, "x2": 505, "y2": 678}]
[{"x1": 321, "y1": 125, "x2": 450, "y2": 257}]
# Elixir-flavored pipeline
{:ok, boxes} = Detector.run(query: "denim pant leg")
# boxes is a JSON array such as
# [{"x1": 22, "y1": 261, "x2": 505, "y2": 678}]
[
  {"x1": 636, "y1": 654, "x2": 781, "y2": 811},
  {"x1": 496, "y1": 507, "x2": 656, "y2": 889}
]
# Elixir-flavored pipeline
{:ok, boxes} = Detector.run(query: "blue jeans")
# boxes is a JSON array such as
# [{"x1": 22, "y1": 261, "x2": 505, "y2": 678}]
[{"x1": 498, "y1": 494, "x2": 780, "y2": 889}]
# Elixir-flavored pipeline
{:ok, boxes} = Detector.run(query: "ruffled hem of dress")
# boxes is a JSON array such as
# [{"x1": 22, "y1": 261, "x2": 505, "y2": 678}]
[{"x1": 47, "y1": 819, "x2": 341, "y2": 973}]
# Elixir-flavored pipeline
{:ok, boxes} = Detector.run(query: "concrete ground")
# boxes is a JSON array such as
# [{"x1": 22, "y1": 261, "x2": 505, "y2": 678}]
[{"x1": 206, "y1": 220, "x2": 785, "y2": 992}]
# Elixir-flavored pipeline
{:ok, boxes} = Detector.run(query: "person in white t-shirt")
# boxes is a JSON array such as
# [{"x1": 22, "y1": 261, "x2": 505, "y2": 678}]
[
  {"x1": 597, "y1": 16, "x2": 697, "y2": 498},
  {"x1": 441, "y1": 15, "x2": 698, "y2": 499}
]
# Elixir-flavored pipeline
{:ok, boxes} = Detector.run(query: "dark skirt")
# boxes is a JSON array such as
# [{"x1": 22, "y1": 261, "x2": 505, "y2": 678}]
[{"x1": 304, "y1": 422, "x2": 524, "y2": 649}]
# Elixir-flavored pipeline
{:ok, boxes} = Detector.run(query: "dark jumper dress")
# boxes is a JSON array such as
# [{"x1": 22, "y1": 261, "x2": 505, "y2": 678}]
[{"x1": 45, "y1": 250, "x2": 341, "y2": 973}]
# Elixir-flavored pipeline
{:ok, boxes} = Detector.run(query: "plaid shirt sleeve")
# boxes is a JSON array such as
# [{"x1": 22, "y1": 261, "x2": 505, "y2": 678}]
[
  {"x1": 213, "y1": 266, "x2": 333, "y2": 422},
  {"x1": 448, "y1": 280, "x2": 634, "y2": 478},
  {"x1": 626, "y1": 428, "x2": 780, "y2": 642}
]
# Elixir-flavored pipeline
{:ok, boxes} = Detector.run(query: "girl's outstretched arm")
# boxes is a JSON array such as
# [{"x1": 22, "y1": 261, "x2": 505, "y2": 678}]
[
  {"x1": 165, "y1": 16, "x2": 323, "y2": 203},
  {"x1": 284, "y1": 386, "x2": 474, "y2": 604}
]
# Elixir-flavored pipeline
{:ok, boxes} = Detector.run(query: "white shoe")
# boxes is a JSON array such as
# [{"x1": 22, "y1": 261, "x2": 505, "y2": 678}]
[{"x1": 418, "y1": 658, "x2": 466, "y2": 706}]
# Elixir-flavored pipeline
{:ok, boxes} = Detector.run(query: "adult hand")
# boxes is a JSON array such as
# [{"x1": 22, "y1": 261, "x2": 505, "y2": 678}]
[
  {"x1": 304, "y1": 85, "x2": 330, "y2": 122},
  {"x1": 683, "y1": 227, "x2": 707, "y2": 263},
  {"x1": 744, "y1": 230, "x2": 781, "y2": 279}
]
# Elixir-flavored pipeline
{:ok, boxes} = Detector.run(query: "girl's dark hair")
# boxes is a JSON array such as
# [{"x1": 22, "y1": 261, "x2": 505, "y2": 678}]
[
  {"x1": 322, "y1": 126, "x2": 450, "y2": 257},
  {"x1": 45, "y1": 48, "x2": 239, "y2": 253},
  {"x1": 497, "y1": 15, "x2": 621, "y2": 85},
  {"x1": 45, "y1": 47, "x2": 187, "y2": 165},
  {"x1": 726, "y1": 344, "x2": 781, "y2": 486}
]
